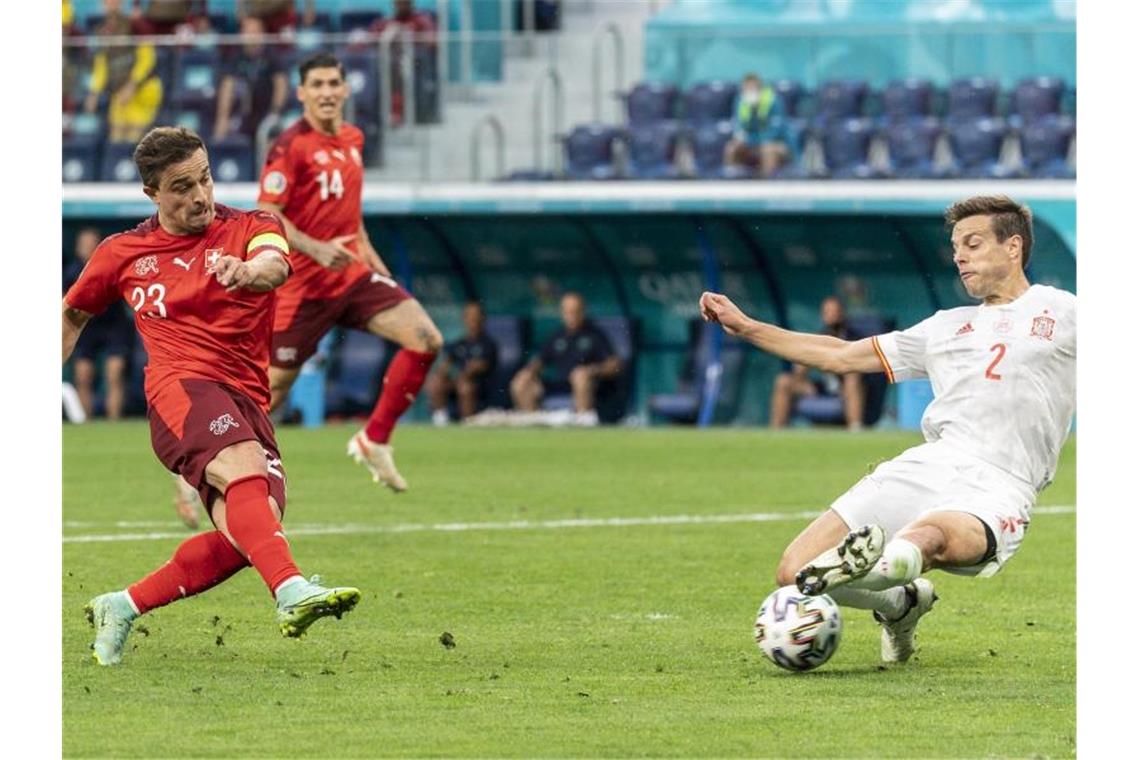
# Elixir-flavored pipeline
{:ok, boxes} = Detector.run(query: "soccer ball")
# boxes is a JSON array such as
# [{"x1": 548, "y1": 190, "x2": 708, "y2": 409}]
[{"x1": 753, "y1": 585, "x2": 842, "y2": 672}]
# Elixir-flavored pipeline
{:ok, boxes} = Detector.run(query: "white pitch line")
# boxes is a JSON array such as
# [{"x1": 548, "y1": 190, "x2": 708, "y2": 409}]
[{"x1": 62, "y1": 504, "x2": 1076, "y2": 544}]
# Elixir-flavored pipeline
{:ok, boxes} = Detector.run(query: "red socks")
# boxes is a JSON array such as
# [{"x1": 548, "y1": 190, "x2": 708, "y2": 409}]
[
  {"x1": 222, "y1": 475, "x2": 302, "y2": 595},
  {"x1": 365, "y1": 348, "x2": 437, "y2": 444},
  {"x1": 127, "y1": 530, "x2": 248, "y2": 614}
]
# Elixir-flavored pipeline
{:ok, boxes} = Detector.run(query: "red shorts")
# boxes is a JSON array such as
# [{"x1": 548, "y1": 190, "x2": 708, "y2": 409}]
[
  {"x1": 271, "y1": 272, "x2": 413, "y2": 369},
  {"x1": 148, "y1": 378, "x2": 288, "y2": 514}
]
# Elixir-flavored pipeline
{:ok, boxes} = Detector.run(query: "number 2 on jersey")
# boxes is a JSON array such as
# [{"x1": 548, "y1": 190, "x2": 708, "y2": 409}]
[
  {"x1": 316, "y1": 169, "x2": 344, "y2": 201},
  {"x1": 985, "y1": 343, "x2": 1006, "y2": 381},
  {"x1": 131, "y1": 283, "x2": 167, "y2": 318}
]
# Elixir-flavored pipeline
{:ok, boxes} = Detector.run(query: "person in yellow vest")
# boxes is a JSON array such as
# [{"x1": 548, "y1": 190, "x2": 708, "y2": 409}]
[
  {"x1": 83, "y1": 1, "x2": 164, "y2": 143},
  {"x1": 723, "y1": 73, "x2": 793, "y2": 178}
]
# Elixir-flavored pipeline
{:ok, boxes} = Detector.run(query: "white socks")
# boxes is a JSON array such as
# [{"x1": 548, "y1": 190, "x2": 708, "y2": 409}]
[
  {"x1": 849, "y1": 538, "x2": 924, "y2": 592},
  {"x1": 828, "y1": 586, "x2": 908, "y2": 620}
]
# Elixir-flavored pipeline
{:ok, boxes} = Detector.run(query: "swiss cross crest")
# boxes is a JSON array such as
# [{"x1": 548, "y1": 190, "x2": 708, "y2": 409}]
[
  {"x1": 1030, "y1": 314, "x2": 1056, "y2": 340},
  {"x1": 313, "y1": 150, "x2": 330, "y2": 165},
  {"x1": 134, "y1": 255, "x2": 159, "y2": 277},
  {"x1": 204, "y1": 248, "x2": 223, "y2": 273},
  {"x1": 955, "y1": 322, "x2": 974, "y2": 336}
]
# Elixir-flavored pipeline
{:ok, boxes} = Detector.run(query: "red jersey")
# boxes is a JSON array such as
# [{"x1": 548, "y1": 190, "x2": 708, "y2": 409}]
[
  {"x1": 258, "y1": 119, "x2": 370, "y2": 313},
  {"x1": 64, "y1": 204, "x2": 290, "y2": 409}
]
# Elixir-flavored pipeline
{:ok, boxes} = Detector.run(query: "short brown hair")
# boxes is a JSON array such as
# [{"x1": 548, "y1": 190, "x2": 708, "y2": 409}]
[
  {"x1": 944, "y1": 194, "x2": 1034, "y2": 269},
  {"x1": 133, "y1": 126, "x2": 206, "y2": 188}
]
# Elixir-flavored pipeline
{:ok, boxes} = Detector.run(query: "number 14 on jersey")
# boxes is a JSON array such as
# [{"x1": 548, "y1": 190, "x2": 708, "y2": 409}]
[{"x1": 317, "y1": 170, "x2": 344, "y2": 201}]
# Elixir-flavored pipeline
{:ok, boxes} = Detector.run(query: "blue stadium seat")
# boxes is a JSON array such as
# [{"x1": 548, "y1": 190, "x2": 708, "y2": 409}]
[
  {"x1": 812, "y1": 79, "x2": 869, "y2": 128},
  {"x1": 341, "y1": 10, "x2": 384, "y2": 32},
  {"x1": 100, "y1": 142, "x2": 141, "y2": 183},
  {"x1": 819, "y1": 118, "x2": 883, "y2": 179},
  {"x1": 63, "y1": 137, "x2": 101, "y2": 183},
  {"x1": 793, "y1": 315, "x2": 893, "y2": 427},
  {"x1": 1019, "y1": 115, "x2": 1075, "y2": 178},
  {"x1": 625, "y1": 122, "x2": 683, "y2": 180},
  {"x1": 1012, "y1": 76, "x2": 1065, "y2": 125},
  {"x1": 563, "y1": 124, "x2": 622, "y2": 180},
  {"x1": 946, "y1": 117, "x2": 1018, "y2": 178},
  {"x1": 880, "y1": 78, "x2": 934, "y2": 122},
  {"x1": 325, "y1": 329, "x2": 388, "y2": 414},
  {"x1": 501, "y1": 170, "x2": 556, "y2": 182},
  {"x1": 625, "y1": 82, "x2": 679, "y2": 126},
  {"x1": 683, "y1": 81, "x2": 738, "y2": 126},
  {"x1": 541, "y1": 316, "x2": 639, "y2": 424},
  {"x1": 208, "y1": 135, "x2": 255, "y2": 182},
  {"x1": 772, "y1": 79, "x2": 805, "y2": 118},
  {"x1": 947, "y1": 77, "x2": 999, "y2": 121},
  {"x1": 884, "y1": 117, "x2": 946, "y2": 179},
  {"x1": 690, "y1": 120, "x2": 740, "y2": 179},
  {"x1": 171, "y1": 47, "x2": 222, "y2": 110},
  {"x1": 482, "y1": 315, "x2": 531, "y2": 410}
]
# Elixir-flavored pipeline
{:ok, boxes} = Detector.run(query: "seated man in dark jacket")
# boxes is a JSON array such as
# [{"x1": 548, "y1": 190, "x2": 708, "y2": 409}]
[{"x1": 510, "y1": 292, "x2": 621, "y2": 427}]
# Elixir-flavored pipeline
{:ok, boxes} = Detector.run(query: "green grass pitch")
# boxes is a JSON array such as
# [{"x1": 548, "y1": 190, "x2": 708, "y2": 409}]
[{"x1": 63, "y1": 424, "x2": 1075, "y2": 758}]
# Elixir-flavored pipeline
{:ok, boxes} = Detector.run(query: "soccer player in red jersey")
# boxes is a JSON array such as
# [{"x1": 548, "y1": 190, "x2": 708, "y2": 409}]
[
  {"x1": 63, "y1": 127, "x2": 361, "y2": 666},
  {"x1": 257, "y1": 52, "x2": 443, "y2": 492}
]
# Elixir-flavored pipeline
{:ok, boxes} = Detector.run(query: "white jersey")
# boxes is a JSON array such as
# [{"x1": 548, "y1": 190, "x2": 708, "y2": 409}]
[{"x1": 872, "y1": 284, "x2": 1076, "y2": 492}]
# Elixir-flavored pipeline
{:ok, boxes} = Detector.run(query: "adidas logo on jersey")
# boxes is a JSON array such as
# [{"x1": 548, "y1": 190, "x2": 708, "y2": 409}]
[{"x1": 955, "y1": 322, "x2": 974, "y2": 336}]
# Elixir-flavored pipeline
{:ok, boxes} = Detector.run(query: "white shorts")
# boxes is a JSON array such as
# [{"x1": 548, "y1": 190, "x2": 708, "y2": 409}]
[{"x1": 829, "y1": 441, "x2": 1037, "y2": 577}]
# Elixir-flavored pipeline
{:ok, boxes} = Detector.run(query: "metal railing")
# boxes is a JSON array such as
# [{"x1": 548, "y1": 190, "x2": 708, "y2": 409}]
[
  {"x1": 470, "y1": 114, "x2": 506, "y2": 181},
  {"x1": 592, "y1": 22, "x2": 625, "y2": 124},
  {"x1": 532, "y1": 67, "x2": 566, "y2": 176}
]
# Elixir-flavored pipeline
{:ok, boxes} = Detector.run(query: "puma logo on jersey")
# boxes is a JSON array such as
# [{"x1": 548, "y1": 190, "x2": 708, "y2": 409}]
[
  {"x1": 331, "y1": 149, "x2": 346, "y2": 161},
  {"x1": 173, "y1": 256, "x2": 197, "y2": 270}
]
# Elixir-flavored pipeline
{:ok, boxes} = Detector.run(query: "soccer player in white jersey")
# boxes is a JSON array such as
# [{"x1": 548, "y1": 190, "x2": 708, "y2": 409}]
[{"x1": 699, "y1": 195, "x2": 1076, "y2": 663}]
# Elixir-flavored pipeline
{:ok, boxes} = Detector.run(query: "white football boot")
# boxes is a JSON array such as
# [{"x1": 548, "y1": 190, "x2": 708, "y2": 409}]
[
  {"x1": 875, "y1": 578, "x2": 938, "y2": 663},
  {"x1": 346, "y1": 431, "x2": 408, "y2": 492},
  {"x1": 795, "y1": 524, "x2": 886, "y2": 595}
]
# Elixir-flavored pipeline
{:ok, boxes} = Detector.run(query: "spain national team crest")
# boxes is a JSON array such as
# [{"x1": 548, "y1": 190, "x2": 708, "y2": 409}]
[
  {"x1": 134, "y1": 255, "x2": 159, "y2": 277},
  {"x1": 1030, "y1": 314, "x2": 1056, "y2": 340}
]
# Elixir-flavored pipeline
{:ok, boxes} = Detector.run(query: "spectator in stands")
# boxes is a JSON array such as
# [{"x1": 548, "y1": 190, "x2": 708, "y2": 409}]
[
  {"x1": 368, "y1": 0, "x2": 438, "y2": 126},
  {"x1": 510, "y1": 292, "x2": 621, "y2": 427},
  {"x1": 239, "y1": 0, "x2": 316, "y2": 34},
  {"x1": 769, "y1": 296, "x2": 864, "y2": 430},
  {"x1": 427, "y1": 302, "x2": 500, "y2": 425},
  {"x1": 63, "y1": 227, "x2": 135, "y2": 420},
  {"x1": 83, "y1": 0, "x2": 164, "y2": 142},
  {"x1": 213, "y1": 15, "x2": 289, "y2": 141},
  {"x1": 128, "y1": 0, "x2": 210, "y2": 37},
  {"x1": 723, "y1": 72, "x2": 791, "y2": 178},
  {"x1": 63, "y1": 0, "x2": 85, "y2": 114}
]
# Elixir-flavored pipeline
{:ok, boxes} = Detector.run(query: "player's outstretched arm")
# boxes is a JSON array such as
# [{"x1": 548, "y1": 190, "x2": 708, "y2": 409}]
[
  {"x1": 257, "y1": 201, "x2": 355, "y2": 270},
  {"x1": 214, "y1": 252, "x2": 289, "y2": 292},
  {"x1": 699, "y1": 291, "x2": 883, "y2": 375},
  {"x1": 62, "y1": 302, "x2": 93, "y2": 363}
]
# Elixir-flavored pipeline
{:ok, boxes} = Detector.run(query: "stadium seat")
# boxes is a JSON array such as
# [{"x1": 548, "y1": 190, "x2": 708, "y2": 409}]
[
  {"x1": 482, "y1": 315, "x2": 531, "y2": 410},
  {"x1": 541, "y1": 316, "x2": 639, "y2": 424},
  {"x1": 683, "y1": 81, "x2": 738, "y2": 125},
  {"x1": 946, "y1": 77, "x2": 999, "y2": 121},
  {"x1": 819, "y1": 118, "x2": 883, "y2": 179},
  {"x1": 63, "y1": 137, "x2": 101, "y2": 183},
  {"x1": 342, "y1": 51, "x2": 381, "y2": 121},
  {"x1": 625, "y1": 122, "x2": 683, "y2": 180},
  {"x1": 324, "y1": 329, "x2": 388, "y2": 415},
  {"x1": 883, "y1": 117, "x2": 947, "y2": 179},
  {"x1": 625, "y1": 81, "x2": 679, "y2": 126},
  {"x1": 501, "y1": 170, "x2": 557, "y2": 182},
  {"x1": 562, "y1": 124, "x2": 622, "y2": 180},
  {"x1": 1018, "y1": 115, "x2": 1075, "y2": 178},
  {"x1": 880, "y1": 78, "x2": 934, "y2": 122},
  {"x1": 208, "y1": 135, "x2": 255, "y2": 182},
  {"x1": 649, "y1": 319, "x2": 749, "y2": 425},
  {"x1": 946, "y1": 117, "x2": 1018, "y2": 178},
  {"x1": 171, "y1": 47, "x2": 222, "y2": 110},
  {"x1": 341, "y1": 10, "x2": 384, "y2": 33},
  {"x1": 690, "y1": 120, "x2": 743, "y2": 179},
  {"x1": 1012, "y1": 76, "x2": 1065, "y2": 125},
  {"x1": 100, "y1": 142, "x2": 142, "y2": 183},
  {"x1": 792, "y1": 315, "x2": 894, "y2": 427},
  {"x1": 772, "y1": 79, "x2": 805, "y2": 118},
  {"x1": 811, "y1": 79, "x2": 869, "y2": 128}
]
